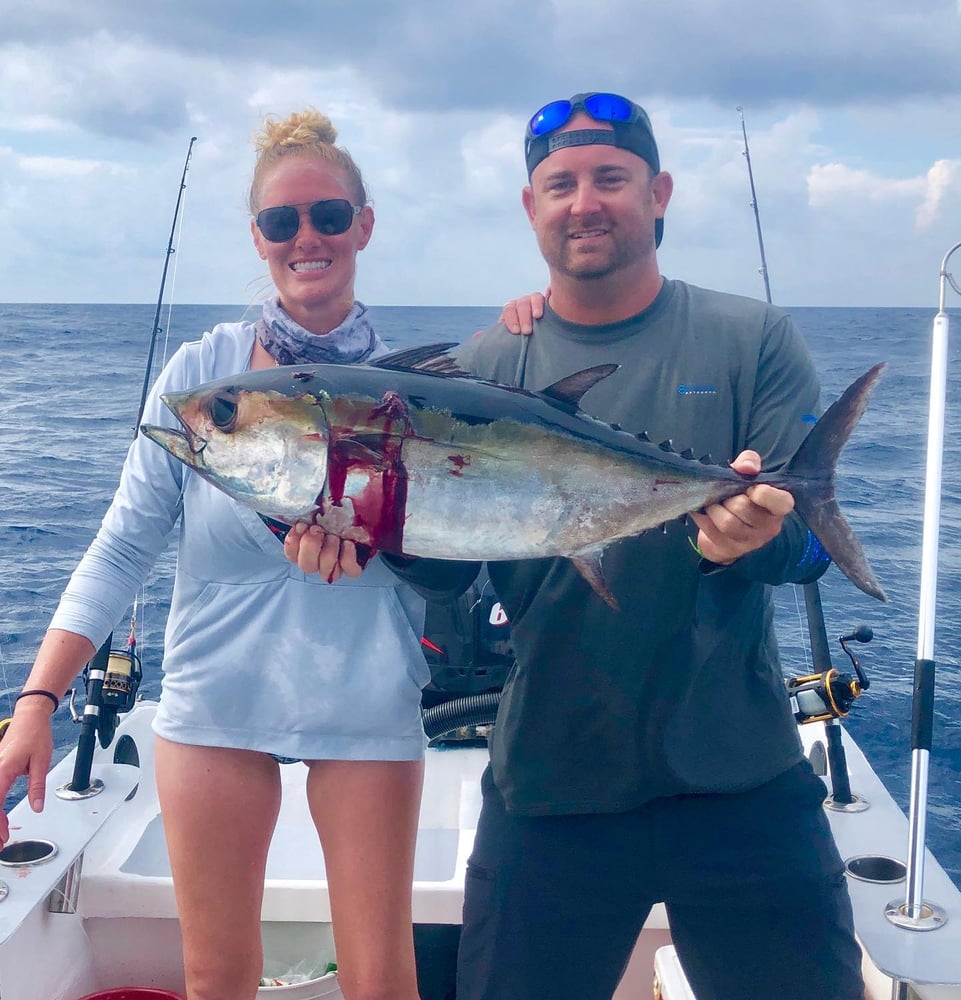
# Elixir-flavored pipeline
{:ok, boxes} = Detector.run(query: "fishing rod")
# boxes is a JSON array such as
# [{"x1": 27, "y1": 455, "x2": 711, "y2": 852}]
[
  {"x1": 737, "y1": 108, "x2": 773, "y2": 305},
  {"x1": 135, "y1": 136, "x2": 198, "y2": 434},
  {"x1": 736, "y1": 107, "x2": 869, "y2": 809},
  {"x1": 59, "y1": 137, "x2": 197, "y2": 799}
]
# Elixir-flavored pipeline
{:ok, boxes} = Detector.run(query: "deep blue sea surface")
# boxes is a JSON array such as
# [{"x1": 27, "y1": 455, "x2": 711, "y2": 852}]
[{"x1": 0, "y1": 302, "x2": 959, "y2": 889}]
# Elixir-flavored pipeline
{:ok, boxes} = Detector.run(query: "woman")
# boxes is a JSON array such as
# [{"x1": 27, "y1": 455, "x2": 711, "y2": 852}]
[{"x1": 0, "y1": 109, "x2": 429, "y2": 1000}]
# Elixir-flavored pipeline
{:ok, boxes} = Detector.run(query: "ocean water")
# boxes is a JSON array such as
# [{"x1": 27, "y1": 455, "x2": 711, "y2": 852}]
[{"x1": 0, "y1": 301, "x2": 959, "y2": 890}]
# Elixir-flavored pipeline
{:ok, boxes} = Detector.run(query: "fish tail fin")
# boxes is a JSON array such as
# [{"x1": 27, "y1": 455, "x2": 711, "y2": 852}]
[{"x1": 786, "y1": 362, "x2": 887, "y2": 602}]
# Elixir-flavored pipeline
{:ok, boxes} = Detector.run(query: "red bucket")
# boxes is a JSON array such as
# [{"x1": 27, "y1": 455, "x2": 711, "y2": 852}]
[{"x1": 77, "y1": 990, "x2": 186, "y2": 1000}]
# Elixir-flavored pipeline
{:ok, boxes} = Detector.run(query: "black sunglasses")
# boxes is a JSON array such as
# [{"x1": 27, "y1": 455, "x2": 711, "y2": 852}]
[{"x1": 255, "y1": 198, "x2": 362, "y2": 243}]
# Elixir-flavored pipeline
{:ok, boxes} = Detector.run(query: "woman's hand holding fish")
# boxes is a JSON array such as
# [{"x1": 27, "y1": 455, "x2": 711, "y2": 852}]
[
  {"x1": 689, "y1": 451, "x2": 795, "y2": 566},
  {"x1": 284, "y1": 522, "x2": 366, "y2": 583},
  {"x1": 499, "y1": 290, "x2": 549, "y2": 335}
]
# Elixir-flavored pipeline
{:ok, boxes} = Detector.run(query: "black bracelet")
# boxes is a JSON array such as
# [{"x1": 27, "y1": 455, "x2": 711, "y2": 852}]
[{"x1": 15, "y1": 689, "x2": 60, "y2": 713}]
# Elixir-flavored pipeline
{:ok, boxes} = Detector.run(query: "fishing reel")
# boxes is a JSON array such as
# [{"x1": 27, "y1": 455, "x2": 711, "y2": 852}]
[
  {"x1": 99, "y1": 647, "x2": 143, "y2": 713},
  {"x1": 786, "y1": 626, "x2": 873, "y2": 725},
  {"x1": 72, "y1": 646, "x2": 143, "y2": 748}
]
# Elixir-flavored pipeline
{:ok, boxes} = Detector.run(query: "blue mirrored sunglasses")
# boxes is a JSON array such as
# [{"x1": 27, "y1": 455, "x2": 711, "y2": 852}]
[
  {"x1": 256, "y1": 198, "x2": 362, "y2": 243},
  {"x1": 528, "y1": 93, "x2": 636, "y2": 138}
]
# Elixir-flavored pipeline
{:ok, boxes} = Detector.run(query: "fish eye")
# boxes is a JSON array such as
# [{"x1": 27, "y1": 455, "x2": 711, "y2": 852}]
[{"x1": 207, "y1": 393, "x2": 238, "y2": 432}]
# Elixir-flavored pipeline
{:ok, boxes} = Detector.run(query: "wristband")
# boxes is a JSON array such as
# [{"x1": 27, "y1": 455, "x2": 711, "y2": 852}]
[{"x1": 15, "y1": 689, "x2": 60, "y2": 713}]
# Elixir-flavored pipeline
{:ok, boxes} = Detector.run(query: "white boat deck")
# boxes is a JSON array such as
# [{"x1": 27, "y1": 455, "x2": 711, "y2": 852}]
[
  {"x1": 0, "y1": 702, "x2": 959, "y2": 999},
  {"x1": 800, "y1": 724, "x2": 961, "y2": 991}
]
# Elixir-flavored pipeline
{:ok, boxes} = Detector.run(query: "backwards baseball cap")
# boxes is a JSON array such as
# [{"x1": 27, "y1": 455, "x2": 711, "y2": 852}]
[{"x1": 524, "y1": 92, "x2": 663, "y2": 247}]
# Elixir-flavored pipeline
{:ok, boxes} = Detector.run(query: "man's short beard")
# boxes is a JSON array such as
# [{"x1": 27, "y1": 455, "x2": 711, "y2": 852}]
[{"x1": 556, "y1": 245, "x2": 629, "y2": 281}]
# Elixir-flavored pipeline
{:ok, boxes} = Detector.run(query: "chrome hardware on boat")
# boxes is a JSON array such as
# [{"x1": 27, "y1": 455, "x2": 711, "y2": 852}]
[
  {"x1": 845, "y1": 855, "x2": 907, "y2": 885},
  {"x1": 55, "y1": 778, "x2": 105, "y2": 800},
  {"x1": 0, "y1": 839, "x2": 58, "y2": 867},
  {"x1": 885, "y1": 898, "x2": 948, "y2": 932},
  {"x1": 47, "y1": 856, "x2": 83, "y2": 915}
]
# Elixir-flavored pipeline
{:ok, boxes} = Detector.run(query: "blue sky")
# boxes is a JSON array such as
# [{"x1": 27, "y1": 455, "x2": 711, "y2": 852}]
[{"x1": 2, "y1": 0, "x2": 959, "y2": 307}]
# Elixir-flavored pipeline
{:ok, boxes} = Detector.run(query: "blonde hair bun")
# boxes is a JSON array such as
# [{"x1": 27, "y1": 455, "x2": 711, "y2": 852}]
[
  {"x1": 255, "y1": 108, "x2": 338, "y2": 154},
  {"x1": 248, "y1": 108, "x2": 367, "y2": 214}
]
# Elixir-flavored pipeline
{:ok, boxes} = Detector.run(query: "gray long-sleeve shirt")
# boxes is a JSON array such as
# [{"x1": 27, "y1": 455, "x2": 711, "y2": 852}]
[{"x1": 397, "y1": 279, "x2": 831, "y2": 815}]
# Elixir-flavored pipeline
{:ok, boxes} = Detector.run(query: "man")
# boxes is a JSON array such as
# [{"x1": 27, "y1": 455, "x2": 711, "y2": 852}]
[
  {"x1": 450, "y1": 93, "x2": 863, "y2": 1000},
  {"x1": 289, "y1": 92, "x2": 865, "y2": 999}
]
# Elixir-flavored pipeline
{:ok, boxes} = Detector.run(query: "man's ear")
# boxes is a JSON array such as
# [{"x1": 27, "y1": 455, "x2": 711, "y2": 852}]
[
  {"x1": 652, "y1": 170, "x2": 674, "y2": 217},
  {"x1": 522, "y1": 185, "x2": 536, "y2": 228}
]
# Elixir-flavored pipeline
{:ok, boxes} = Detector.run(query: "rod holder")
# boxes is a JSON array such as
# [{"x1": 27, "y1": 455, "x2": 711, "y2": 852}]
[
  {"x1": 56, "y1": 636, "x2": 111, "y2": 800},
  {"x1": 0, "y1": 839, "x2": 58, "y2": 867},
  {"x1": 884, "y1": 897, "x2": 947, "y2": 932},
  {"x1": 823, "y1": 720, "x2": 868, "y2": 812}
]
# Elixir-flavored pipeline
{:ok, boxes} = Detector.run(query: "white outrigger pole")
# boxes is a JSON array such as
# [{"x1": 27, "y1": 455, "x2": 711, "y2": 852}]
[{"x1": 887, "y1": 241, "x2": 961, "y2": 937}]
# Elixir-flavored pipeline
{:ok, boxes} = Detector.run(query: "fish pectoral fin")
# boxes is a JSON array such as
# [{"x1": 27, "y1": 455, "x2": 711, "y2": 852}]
[
  {"x1": 330, "y1": 434, "x2": 398, "y2": 468},
  {"x1": 370, "y1": 343, "x2": 465, "y2": 374},
  {"x1": 570, "y1": 548, "x2": 620, "y2": 612}
]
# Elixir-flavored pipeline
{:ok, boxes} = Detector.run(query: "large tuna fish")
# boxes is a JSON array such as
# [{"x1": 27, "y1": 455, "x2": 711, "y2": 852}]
[{"x1": 141, "y1": 346, "x2": 886, "y2": 607}]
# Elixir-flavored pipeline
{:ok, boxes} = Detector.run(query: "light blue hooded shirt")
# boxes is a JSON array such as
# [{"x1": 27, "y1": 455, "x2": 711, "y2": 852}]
[{"x1": 51, "y1": 321, "x2": 429, "y2": 760}]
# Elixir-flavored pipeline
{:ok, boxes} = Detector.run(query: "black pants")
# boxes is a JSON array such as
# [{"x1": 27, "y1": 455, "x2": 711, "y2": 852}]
[{"x1": 457, "y1": 761, "x2": 864, "y2": 1000}]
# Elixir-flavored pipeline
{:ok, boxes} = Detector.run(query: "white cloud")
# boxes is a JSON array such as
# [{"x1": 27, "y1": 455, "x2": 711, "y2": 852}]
[
  {"x1": 804, "y1": 156, "x2": 961, "y2": 245},
  {"x1": 460, "y1": 116, "x2": 525, "y2": 203},
  {"x1": 0, "y1": 2, "x2": 960, "y2": 306},
  {"x1": 917, "y1": 159, "x2": 961, "y2": 230},
  {"x1": 19, "y1": 156, "x2": 128, "y2": 178},
  {"x1": 807, "y1": 163, "x2": 927, "y2": 206}
]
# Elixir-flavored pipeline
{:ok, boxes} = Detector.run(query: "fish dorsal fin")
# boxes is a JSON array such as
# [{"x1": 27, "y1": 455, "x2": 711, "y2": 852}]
[
  {"x1": 540, "y1": 364, "x2": 619, "y2": 408},
  {"x1": 370, "y1": 343, "x2": 464, "y2": 374}
]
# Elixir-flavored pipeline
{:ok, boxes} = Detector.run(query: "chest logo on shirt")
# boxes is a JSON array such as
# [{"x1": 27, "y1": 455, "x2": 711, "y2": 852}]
[{"x1": 677, "y1": 383, "x2": 718, "y2": 396}]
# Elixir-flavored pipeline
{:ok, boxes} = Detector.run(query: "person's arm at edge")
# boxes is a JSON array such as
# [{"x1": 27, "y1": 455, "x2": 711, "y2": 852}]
[
  {"x1": 0, "y1": 629, "x2": 97, "y2": 841},
  {"x1": 0, "y1": 346, "x2": 195, "y2": 840}
]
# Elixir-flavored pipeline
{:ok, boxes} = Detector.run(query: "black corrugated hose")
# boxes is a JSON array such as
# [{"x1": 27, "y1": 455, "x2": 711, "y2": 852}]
[{"x1": 422, "y1": 691, "x2": 501, "y2": 740}]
